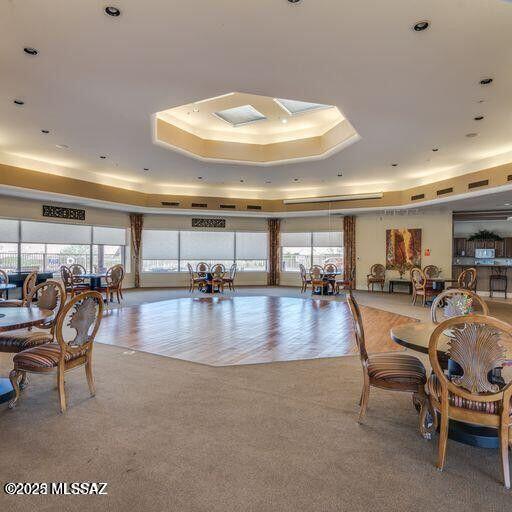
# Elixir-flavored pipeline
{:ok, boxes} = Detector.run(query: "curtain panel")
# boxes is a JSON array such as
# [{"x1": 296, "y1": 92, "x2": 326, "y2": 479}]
[
  {"x1": 129, "y1": 213, "x2": 144, "y2": 288},
  {"x1": 343, "y1": 215, "x2": 356, "y2": 288},
  {"x1": 267, "y1": 218, "x2": 281, "y2": 286}
]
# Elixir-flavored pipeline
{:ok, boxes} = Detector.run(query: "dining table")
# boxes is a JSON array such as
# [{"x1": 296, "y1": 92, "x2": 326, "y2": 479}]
[
  {"x1": 79, "y1": 273, "x2": 106, "y2": 290},
  {"x1": 0, "y1": 306, "x2": 54, "y2": 404},
  {"x1": 391, "y1": 321, "x2": 512, "y2": 448},
  {"x1": 0, "y1": 283, "x2": 17, "y2": 300},
  {"x1": 312, "y1": 271, "x2": 343, "y2": 295}
]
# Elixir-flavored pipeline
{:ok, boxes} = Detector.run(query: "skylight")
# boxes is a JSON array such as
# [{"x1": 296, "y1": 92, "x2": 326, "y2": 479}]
[
  {"x1": 274, "y1": 98, "x2": 332, "y2": 116},
  {"x1": 213, "y1": 105, "x2": 266, "y2": 127}
]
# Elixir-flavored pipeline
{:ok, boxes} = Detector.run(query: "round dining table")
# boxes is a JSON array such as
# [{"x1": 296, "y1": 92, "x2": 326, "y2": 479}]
[
  {"x1": 0, "y1": 283, "x2": 17, "y2": 300},
  {"x1": 0, "y1": 307, "x2": 54, "y2": 404},
  {"x1": 391, "y1": 321, "x2": 512, "y2": 448}
]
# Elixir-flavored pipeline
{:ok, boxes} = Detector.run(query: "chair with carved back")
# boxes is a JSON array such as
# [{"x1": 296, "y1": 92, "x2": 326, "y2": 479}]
[
  {"x1": 0, "y1": 280, "x2": 65, "y2": 358},
  {"x1": 323, "y1": 263, "x2": 338, "y2": 293},
  {"x1": 346, "y1": 293, "x2": 430, "y2": 436},
  {"x1": 299, "y1": 263, "x2": 311, "y2": 293},
  {"x1": 60, "y1": 265, "x2": 89, "y2": 298},
  {"x1": 209, "y1": 264, "x2": 226, "y2": 293},
  {"x1": 0, "y1": 269, "x2": 9, "y2": 300},
  {"x1": 430, "y1": 288, "x2": 489, "y2": 324},
  {"x1": 411, "y1": 267, "x2": 436, "y2": 306},
  {"x1": 9, "y1": 290, "x2": 104, "y2": 413},
  {"x1": 423, "y1": 265, "x2": 441, "y2": 279},
  {"x1": 335, "y1": 267, "x2": 355, "y2": 294},
  {"x1": 69, "y1": 264, "x2": 87, "y2": 285},
  {"x1": 428, "y1": 315, "x2": 512, "y2": 487},
  {"x1": 366, "y1": 263, "x2": 385, "y2": 292},
  {"x1": 309, "y1": 265, "x2": 325, "y2": 295},
  {"x1": 196, "y1": 262, "x2": 210, "y2": 278},
  {"x1": 187, "y1": 263, "x2": 206, "y2": 292},
  {"x1": 457, "y1": 267, "x2": 477, "y2": 292},
  {"x1": 97, "y1": 264, "x2": 124, "y2": 303},
  {"x1": 0, "y1": 271, "x2": 38, "y2": 307},
  {"x1": 222, "y1": 263, "x2": 238, "y2": 291}
]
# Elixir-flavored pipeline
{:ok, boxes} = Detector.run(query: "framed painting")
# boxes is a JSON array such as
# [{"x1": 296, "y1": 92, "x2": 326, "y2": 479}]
[{"x1": 386, "y1": 228, "x2": 421, "y2": 270}]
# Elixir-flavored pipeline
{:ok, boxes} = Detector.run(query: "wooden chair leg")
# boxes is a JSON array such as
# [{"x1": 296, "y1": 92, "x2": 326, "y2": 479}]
[
  {"x1": 8, "y1": 369, "x2": 21, "y2": 409},
  {"x1": 358, "y1": 377, "x2": 370, "y2": 424},
  {"x1": 437, "y1": 409, "x2": 449, "y2": 471},
  {"x1": 500, "y1": 421, "x2": 510, "y2": 489},
  {"x1": 19, "y1": 371, "x2": 29, "y2": 390},
  {"x1": 58, "y1": 366, "x2": 67, "y2": 413},
  {"x1": 416, "y1": 388, "x2": 432, "y2": 440},
  {"x1": 85, "y1": 355, "x2": 95, "y2": 397}
]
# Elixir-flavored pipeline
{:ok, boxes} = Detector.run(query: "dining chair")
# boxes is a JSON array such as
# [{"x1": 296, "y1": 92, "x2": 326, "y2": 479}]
[
  {"x1": 97, "y1": 264, "x2": 124, "y2": 303},
  {"x1": 427, "y1": 315, "x2": 512, "y2": 488},
  {"x1": 423, "y1": 265, "x2": 441, "y2": 279},
  {"x1": 0, "y1": 269, "x2": 9, "y2": 299},
  {"x1": 299, "y1": 263, "x2": 311, "y2": 293},
  {"x1": 0, "y1": 270, "x2": 38, "y2": 307},
  {"x1": 335, "y1": 268, "x2": 355, "y2": 294},
  {"x1": 196, "y1": 262, "x2": 210, "y2": 278},
  {"x1": 456, "y1": 267, "x2": 477, "y2": 292},
  {"x1": 430, "y1": 288, "x2": 488, "y2": 324},
  {"x1": 69, "y1": 263, "x2": 87, "y2": 284},
  {"x1": 411, "y1": 267, "x2": 436, "y2": 306},
  {"x1": 223, "y1": 263, "x2": 237, "y2": 291},
  {"x1": 309, "y1": 265, "x2": 325, "y2": 295},
  {"x1": 60, "y1": 265, "x2": 89, "y2": 298},
  {"x1": 0, "y1": 280, "x2": 65, "y2": 358},
  {"x1": 209, "y1": 264, "x2": 226, "y2": 293},
  {"x1": 323, "y1": 263, "x2": 338, "y2": 293},
  {"x1": 346, "y1": 293, "x2": 430, "y2": 436},
  {"x1": 9, "y1": 290, "x2": 104, "y2": 413},
  {"x1": 366, "y1": 263, "x2": 385, "y2": 292},
  {"x1": 187, "y1": 263, "x2": 206, "y2": 292}
]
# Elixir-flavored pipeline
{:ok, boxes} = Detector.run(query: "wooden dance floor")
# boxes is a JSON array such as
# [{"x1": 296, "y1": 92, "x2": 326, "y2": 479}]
[{"x1": 96, "y1": 296, "x2": 416, "y2": 366}]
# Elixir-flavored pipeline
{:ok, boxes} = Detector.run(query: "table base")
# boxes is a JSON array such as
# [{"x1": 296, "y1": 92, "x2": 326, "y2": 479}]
[
  {"x1": 447, "y1": 419, "x2": 499, "y2": 449},
  {"x1": 0, "y1": 377, "x2": 14, "y2": 404}
]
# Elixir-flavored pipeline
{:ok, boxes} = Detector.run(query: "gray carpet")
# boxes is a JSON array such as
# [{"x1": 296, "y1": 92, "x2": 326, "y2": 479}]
[{"x1": 0, "y1": 343, "x2": 509, "y2": 511}]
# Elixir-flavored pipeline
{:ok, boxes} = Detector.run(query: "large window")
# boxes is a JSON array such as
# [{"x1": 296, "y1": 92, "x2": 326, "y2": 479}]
[
  {"x1": 142, "y1": 230, "x2": 268, "y2": 273},
  {"x1": 281, "y1": 231, "x2": 343, "y2": 272},
  {"x1": 0, "y1": 219, "x2": 128, "y2": 273}
]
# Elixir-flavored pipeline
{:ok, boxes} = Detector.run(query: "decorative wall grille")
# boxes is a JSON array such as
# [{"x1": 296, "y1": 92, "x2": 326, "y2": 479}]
[{"x1": 42, "y1": 205, "x2": 86, "y2": 221}]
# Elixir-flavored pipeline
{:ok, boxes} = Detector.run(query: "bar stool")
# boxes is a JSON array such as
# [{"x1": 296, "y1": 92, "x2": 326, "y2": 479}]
[{"x1": 489, "y1": 267, "x2": 508, "y2": 298}]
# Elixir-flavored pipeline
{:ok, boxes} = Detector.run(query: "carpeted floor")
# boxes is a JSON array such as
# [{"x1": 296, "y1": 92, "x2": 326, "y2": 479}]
[{"x1": 0, "y1": 343, "x2": 510, "y2": 511}]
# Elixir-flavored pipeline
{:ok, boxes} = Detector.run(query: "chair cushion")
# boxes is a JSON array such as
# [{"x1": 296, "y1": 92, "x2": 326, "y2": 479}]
[
  {"x1": 367, "y1": 353, "x2": 426, "y2": 384},
  {"x1": 0, "y1": 330, "x2": 53, "y2": 353},
  {"x1": 367, "y1": 277, "x2": 384, "y2": 282},
  {"x1": 428, "y1": 373, "x2": 502, "y2": 415},
  {"x1": 13, "y1": 343, "x2": 87, "y2": 372}
]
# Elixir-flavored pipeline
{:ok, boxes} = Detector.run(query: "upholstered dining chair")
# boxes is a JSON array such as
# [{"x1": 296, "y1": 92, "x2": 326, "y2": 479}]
[
  {"x1": 69, "y1": 263, "x2": 87, "y2": 284},
  {"x1": 411, "y1": 267, "x2": 436, "y2": 306},
  {"x1": 209, "y1": 264, "x2": 226, "y2": 293},
  {"x1": 9, "y1": 290, "x2": 104, "y2": 413},
  {"x1": 60, "y1": 265, "x2": 89, "y2": 298},
  {"x1": 196, "y1": 262, "x2": 210, "y2": 278},
  {"x1": 346, "y1": 293, "x2": 430, "y2": 436},
  {"x1": 430, "y1": 288, "x2": 489, "y2": 324},
  {"x1": 427, "y1": 315, "x2": 512, "y2": 488},
  {"x1": 97, "y1": 264, "x2": 124, "y2": 303},
  {"x1": 366, "y1": 263, "x2": 385, "y2": 292},
  {"x1": 0, "y1": 270, "x2": 38, "y2": 307},
  {"x1": 455, "y1": 267, "x2": 477, "y2": 292},
  {"x1": 0, "y1": 269, "x2": 9, "y2": 299},
  {"x1": 187, "y1": 263, "x2": 206, "y2": 292},
  {"x1": 335, "y1": 268, "x2": 355, "y2": 294},
  {"x1": 223, "y1": 263, "x2": 237, "y2": 291},
  {"x1": 299, "y1": 264, "x2": 311, "y2": 293},
  {"x1": 0, "y1": 280, "x2": 65, "y2": 358},
  {"x1": 423, "y1": 264, "x2": 441, "y2": 279},
  {"x1": 323, "y1": 263, "x2": 338, "y2": 293},
  {"x1": 309, "y1": 265, "x2": 325, "y2": 295}
]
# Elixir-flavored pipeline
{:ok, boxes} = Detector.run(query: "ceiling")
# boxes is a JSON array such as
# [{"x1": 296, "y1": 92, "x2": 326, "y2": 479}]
[{"x1": 2, "y1": 0, "x2": 512, "y2": 200}]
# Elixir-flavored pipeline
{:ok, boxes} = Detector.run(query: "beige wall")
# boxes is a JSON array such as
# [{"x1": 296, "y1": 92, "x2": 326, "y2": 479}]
[
  {"x1": 355, "y1": 210, "x2": 453, "y2": 290},
  {"x1": 454, "y1": 219, "x2": 512, "y2": 237}
]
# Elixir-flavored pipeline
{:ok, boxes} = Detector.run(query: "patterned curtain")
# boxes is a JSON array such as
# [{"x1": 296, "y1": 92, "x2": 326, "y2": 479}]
[
  {"x1": 343, "y1": 216, "x2": 356, "y2": 288},
  {"x1": 129, "y1": 213, "x2": 144, "y2": 288},
  {"x1": 267, "y1": 218, "x2": 281, "y2": 286}
]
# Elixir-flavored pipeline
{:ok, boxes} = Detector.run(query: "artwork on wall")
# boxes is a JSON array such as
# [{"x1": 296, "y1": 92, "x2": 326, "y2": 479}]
[{"x1": 386, "y1": 228, "x2": 422, "y2": 271}]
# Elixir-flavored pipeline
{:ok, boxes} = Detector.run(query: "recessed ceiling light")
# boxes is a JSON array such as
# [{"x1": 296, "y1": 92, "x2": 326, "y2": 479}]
[
  {"x1": 41, "y1": 129, "x2": 50, "y2": 134},
  {"x1": 480, "y1": 78, "x2": 493, "y2": 85},
  {"x1": 281, "y1": 118, "x2": 288, "y2": 124},
  {"x1": 197, "y1": 176, "x2": 203, "y2": 180},
  {"x1": 193, "y1": 105, "x2": 199, "y2": 113},
  {"x1": 13, "y1": 99, "x2": 24, "y2": 106},
  {"x1": 143, "y1": 167, "x2": 150, "y2": 171},
  {"x1": 265, "y1": 180, "x2": 272, "y2": 184},
  {"x1": 23, "y1": 47, "x2": 38, "y2": 56},
  {"x1": 504, "y1": 203, "x2": 511, "y2": 206},
  {"x1": 432, "y1": 148, "x2": 439, "y2": 152},
  {"x1": 477, "y1": 99, "x2": 485, "y2": 103},
  {"x1": 293, "y1": 178, "x2": 300, "y2": 182},
  {"x1": 104, "y1": 6, "x2": 121, "y2": 17},
  {"x1": 474, "y1": 115, "x2": 484, "y2": 121},
  {"x1": 466, "y1": 133, "x2": 478, "y2": 138},
  {"x1": 56, "y1": 144, "x2": 69, "y2": 149},
  {"x1": 100, "y1": 155, "x2": 107, "y2": 159},
  {"x1": 337, "y1": 172, "x2": 343, "y2": 177},
  {"x1": 413, "y1": 20, "x2": 430, "y2": 31},
  {"x1": 391, "y1": 163, "x2": 398, "y2": 167},
  {"x1": 288, "y1": 0, "x2": 302, "y2": 3},
  {"x1": 240, "y1": 179, "x2": 245, "y2": 183}
]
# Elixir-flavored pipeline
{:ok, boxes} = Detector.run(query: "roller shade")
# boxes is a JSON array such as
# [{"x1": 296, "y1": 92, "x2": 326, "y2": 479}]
[
  {"x1": 0, "y1": 219, "x2": 19, "y2": 242},
  {"x1": 93, "y1": 226, "x2": 127, "y2": 245},
  {"x1": 21, "y1": 221, "x2": 91, "y2": 244},
  {"x1": 280, "y1": 232, "x2": 311, "y2": 246},
  {"x1": 235, "y1": 232, "x2": 268, "y2": 259},
  {"x1": 142, "y1": 230, "x2": 179, "y2": 259},
  {"x1": 180, "y1": 231, "x2": 234, "y2": 260},
  {"x1": 313, "y1": 232, "x2": 343, "y2": 247}
]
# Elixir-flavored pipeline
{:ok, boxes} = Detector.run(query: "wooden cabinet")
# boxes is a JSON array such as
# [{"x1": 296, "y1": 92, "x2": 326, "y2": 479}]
[
  {"x1": 452, "y1": 237, "x2": 512, "y2": 258},
  {"x1": 453, "y1": 238, "x2": 466, "y2": 256},
  {"x1": 495, "y1": 240, "x2": 505, "y2": 258}
]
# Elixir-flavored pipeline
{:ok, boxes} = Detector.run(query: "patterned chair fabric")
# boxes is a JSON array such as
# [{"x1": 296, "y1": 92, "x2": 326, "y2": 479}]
[
  {"x1": 367, "y1": 353, "x2": 426, "y2": 385},
  {"x1": 13, "y1": 343, "x2": 87, "y2": 372},
  {"x1": 0, "y1": 330, "x2": 53, "y2": 353}
]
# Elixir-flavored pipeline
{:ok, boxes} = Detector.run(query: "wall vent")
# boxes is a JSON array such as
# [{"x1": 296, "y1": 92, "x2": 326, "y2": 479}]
[
  {"x1": 410, "y1": 194, "x2": 425, "y2": 201},
  {"x1": 219, "y1": 204, "x2": 236, "y2": 209},
  {"x1": 192, "y1": 218, "x2": 226, "y2": 228},
  {"x1": 161, "y1": 201, "x2": 180, "y2": 207},
  {"x1": 508, "y1": 174, "x2": 512, "y2": 182},
  {"x1": 247, "y1": 205, "x2": 262, "y2": 210},
  {"x1": 436, "y1": 187, "x2": 453, "y2": 196},
  {"x1": 191, "y1": 203, "x2": 208, "y2": 208},
  {"x1": 468, "y1": 179, "x2": 489, "y2": 190}
]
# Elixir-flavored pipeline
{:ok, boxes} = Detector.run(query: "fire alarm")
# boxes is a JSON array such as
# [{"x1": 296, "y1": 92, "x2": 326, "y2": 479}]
[{"x1": 425, "y1": 248, "x2": 430, "y2": 256}]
